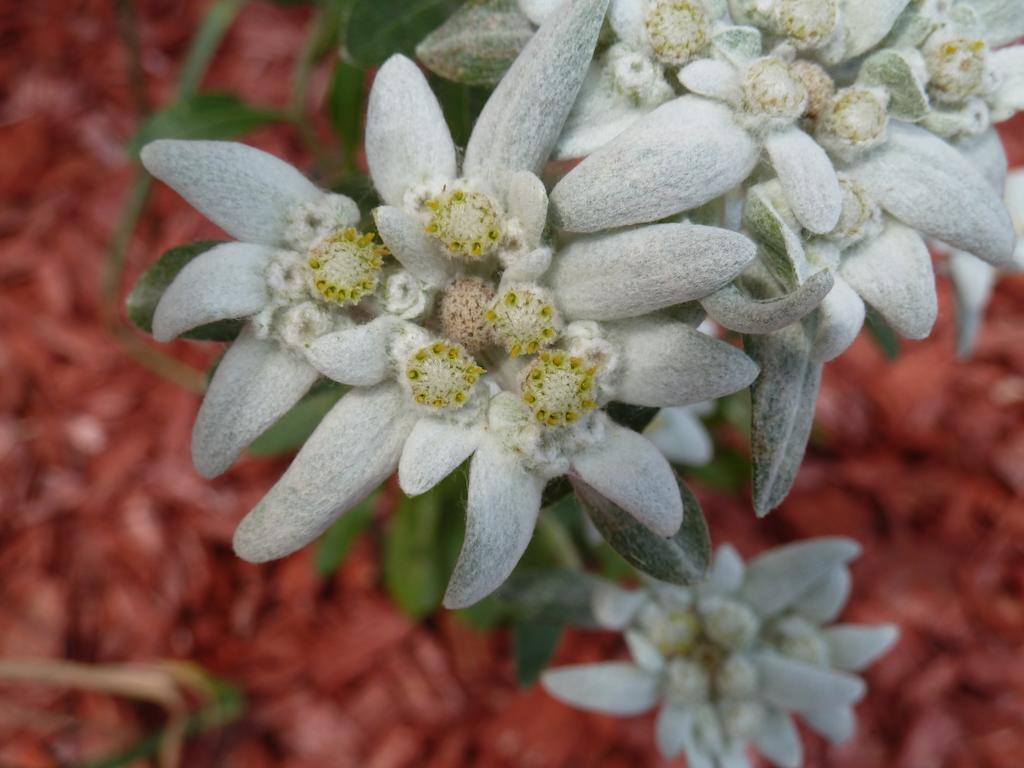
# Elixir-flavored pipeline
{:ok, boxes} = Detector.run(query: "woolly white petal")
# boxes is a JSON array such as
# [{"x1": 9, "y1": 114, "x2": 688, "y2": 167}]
[
  {"x1": 398, "y1": 418, "x2": 481, "y2": 496},
  {"x1": 840, "y1": 221, "x2": 936, "y2": 340},
  {"x1": 571, "y1": 421, "x2": 683, "y2": 536},
  {"x1": 505, "y1": 170, "x2": 549, "y2": 250},
  {"x1": 706, "y1": 543, "x2": 745, "y2": 596},
  {"x1": 990, "y1": 46, "x2": 1024, "y2": 122},
  {"x1": 608, "y1": 0, "x2": 646, "y2": 48},
  {"x1": 850, "y1": 123, "x2": 1015, "y2": 267},
  {"x1": 955, "y1": 128, "x2": 1007, "y2": 192},
  {"x1": 464, "y1": 0, "x2": 609, "y2": 184},
  {"x1": 656, "y1": 705, "x2": 693, "y2": 758},
  {"x1": 824, "y1": 624, "x2": 900, "y2": 671},
  {"x1": 950, "y1": 251, "x2": 997, "y2": 357},
  {"x1": 765, "y1": 128, "x2": 842, "y2": 235},
  {"x1": 151, "y1": 242, "x2": 272, "y2": 342},
  {"x1": 753, "y1": 709, "x2": 803, "y2": 768},
  {"x1": 233, "y1": 384, "x2": 416, "y2": 562},
  {"x1": 303, "y1": 315, "x2": 401, "y2": 385},
  {"x1": 741, "y1": 537, "x2": 861, "y2": 617},
  {"x1": 555, "y1": 62, "x2": 660, "y2": 160},
  {"x1": 541, "y1": 662, "x2": 661, "y2": 715},
  {"x1": 192, "y1": 329, "x2": 319, "y2": 478},
  {"x1": 549, "y1": 224, "x2": 757, "y2": 320},
  {"x1": 701, "y1": 270, "x2": 835, "y2": 334},
  {"x1": 373, "y1": 206, "x2": 454, "y2": 288},
  {"x1": 755, "y1": 651, "x2": 866, "y2": 713},
  {"x1": 625, "y1": 629, "x2": 667, "y2": 672},
  {"x1": 365, "y1": 55, "x2": 457, "y2": 208},
  {"x1": 643, "y1": 406, "x2": 714, "y2": 466},
  {"x1": 972, "y1": 0, "x2": 1024, "y2": 48},
  {"x1": 444, "y1": 437, "x2": 544, "y2": 608},
  {"x1": 801, "y1": 705, "x2": 855, "y2": 744},
  {"x1": 550, "y1": 96, "x2": 760, "y2": 232},
  {"x1": 793, "y1": 566, "x2": 851, "y2": 624},
  {"x1": 719, "y1": 752, "x2": 752, "y2": 768},
  {"x1": 610, "y1": 319, "x2": 759, "y2": 407},
  {"x1": 838, "y1": 0, "x2": 911, "y2": 60},
  {"x1": 593, "y1": 582, "x2": 650, "y2": 629},
  {"x1": 140, "y1": 140, "x2": 325, "y2": 246},
  {"x1": 678, "y1": 59, "x2": 742, "y2": 102},
  {"x1": 811, "y1": 275, "x2": 865, "y2": 363},
  {"x1": 518, "y1": 0, "x2": 563, "y2": 24}
]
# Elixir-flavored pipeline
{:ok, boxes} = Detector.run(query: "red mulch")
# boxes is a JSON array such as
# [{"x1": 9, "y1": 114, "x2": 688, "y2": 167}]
[{"x1": 1, "y1": 2, "x2": 1022, "y2": 766}]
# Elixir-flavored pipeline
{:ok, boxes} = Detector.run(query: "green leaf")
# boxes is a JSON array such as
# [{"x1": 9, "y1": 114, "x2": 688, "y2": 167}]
[
  {"x1": 315, "y1": 494, "x2": 376, "y2": 576},
  {"x1": 128, "y1": 92, "x2": 283, "y2": 156},
  {"x1": 572, "y1": 477, "x2": 711, "y2": 586},
  {"x1": 859, "y1": 48, "x2": 930, "y2": 121},
  {"x1": 248, "y1": 382, "x2": 348, "y2": 458},
  {"x1": 456, "y1": 595, "x2": 508, "y2": 629},
  {"x1": 327, "y1": 59, "x2": 366, "y2": 158},
  {"x1": 428, "y1": 75, "x2": 491, "y2": 147},
  {"x1": 745, "y1": 322, "x2": 823, "y2": 517},
  {"x1": 605, "y1": 403, "x2": 660, "y2": 433},
  {"x1": 125, "y1": 240, "x2": 245, "y2": 341},
  {"x1": 864, "y1": 305, "x2": 901, "y2": 360},
  {"x1": 513, "y1": 622, "x2": 562, "y2": 686},
  {"x1": 416, "y1": 0, "x2": 533, "y2": 86},
  {"x1": 496, "y1": 569, "x2": 602, "y2": 626},
  {"x1": 346, "y1": 0, "x2": 462, "y2": 66}
]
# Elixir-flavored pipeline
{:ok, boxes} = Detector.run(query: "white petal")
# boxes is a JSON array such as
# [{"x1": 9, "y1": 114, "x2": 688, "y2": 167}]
[
  {"x1": 609, "y1": 319, "x2": 759, "y2": 407},
  {"x1": 755, "y1": 651, "x2": 867, "y2": 714},
  {"x1": 838, "y1": 0, "x2": 911, "y2": 60},
  {"x1": 593, "y1": 582, "x2": 649, "y2": 629},
  {"x1": 793, "y1": 566, "x2": 851, "y2": 624},
  {"x1": 444, "y1": 436, "x2": 544, "y2": 608},
  {"x1": 398, "y1": 418, "x2": 481, "y2": 496},
  {"x1": 505, "y1": 170, "x2": 549, "y2": 250},
  {"x1": 811, "y1": 275, "x2": 865, "y2": 362},
  {"x1": 608, "y1": 0, "x2": 646, "y2": 48},
  {"x1": 678, "y1": 59, "x2": 742, "y2": 102},
  {"x1": 548, "y1": 223, "x2": 757, "y2": 319},
  {"x1": 554, "y1": 61, "x2": 660, "y2": 160},
  {"x1": 950, "y1": 251, "x2": 997, "y2": 357},
  {"x1": 303, "y1": 315, "x2": 401, "y2": 385},
  {"x1": 701, "y1": 270, "x2": 835, "y2": 334},
  {"x1": 541, "y1": 662, "x2": 661, "y2": 715},
  {"x1": 801, "y1": 705, "x2": 855, "y2": 744},
  {"x1": 151, "y1": 242, "x2": 272, "y2": 342},
  {"x1": 840, "y1": 221, "x2": 937, "y2": 340},
  {"x1": 550, "y1": 96, "x2": 760, "y2": 232},
  {"x1": 656, "y1": 705, "x2": 693, "y2": 758},
  {"x1": 753, "y1": 709, "x2": 803, "y2": 768},
  {"x1": 571, "y1": 421, "x2": 683, "y2": 537},
  {"x1": 232, "y1": 383, "x2": 416, "y2": 562},
  {"x1": 625, "y1": 629, "x2": 667, "y2": 672},
  {"x1": 990, "y1": 46, "x2": 1024, "y2": 122},
  {"x1": 192, "y1": 330, "x2": 319, "y2": 478},
  {"x1": 373, "y1": 206, "x2": 454, "y2": 288},
  {"x1": 850, "y1": 123, "x2": 1016, "y2": 267},
  {"x1": 140, "y1": 140, "x2": 324, "y2": 246},
  {"x1": 706, "y1": 543, "x2": 745, "y2": 596},
  {"x1": 971, "y1": 0, "x2": 1024, "y2": 48},
  {"x1": 824, "y1": 624, "x2": 900, "y2": 671},
  {"x1": 464, "y1": 0, "x2": 609, "y2": 184},
  {"x1": 720, "y1": 751, "x2": 752, "y2": 768},
  {"x1": 365, "y1": 55, "x2": 457, "y2": 208},
  {"x1": 955, "y1": 128, "x2": 1007, "y2": 192},
  {"x1": 643, "y1": 406, "x2": 714, "y2": 466},
  {"x1": 741, "y1": 537, "x2": 861, "y2": 617},
  {"x1": 518, "y1": 0, "x2": 562, "y2": 24},
  {"x1": 765, "y1": 128, "x2": 842, "y2": 234}
]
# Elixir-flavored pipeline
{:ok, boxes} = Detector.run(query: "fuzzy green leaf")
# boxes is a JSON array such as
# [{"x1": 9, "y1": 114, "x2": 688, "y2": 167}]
[
  {"x1": 416, "y1": 0, "x2": 534, "y2": 86},
  {"x1": 346, "y1": 0, "x2": 462, "y2": 66},
  {"x1": 859, "y1": 49, "x2": 930, "y2": 121},
  {"x1": 497, "y1": 569, "x2": 603, "y2": 627},
  {"x1": 315, "y1": 494, "x2": 376, "y2": 576},
  {"x1": 248, "y1": 382, "x2": 348, "y2": 458},
  {"x1": 513, "y1": 622, "x2": 563, "y2": 686},
  {"x1": 572, "y1": 477, "x2": 711, "y2": 586},
  {"x1": 126, "y1": 241, "x2": 245, "y2": 341},
  {"x1": 327, "y1": 59, "x2": 366, "y2": 157}
]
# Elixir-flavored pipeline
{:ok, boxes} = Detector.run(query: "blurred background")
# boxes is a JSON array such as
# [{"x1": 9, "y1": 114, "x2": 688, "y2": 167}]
[{"x1": 1, "y1": 1, "x2": 1023, "y2": 766}]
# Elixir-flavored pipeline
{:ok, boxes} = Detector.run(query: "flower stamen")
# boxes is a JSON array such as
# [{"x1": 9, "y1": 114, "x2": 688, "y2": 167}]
[
  {"x1": 405, "y1": 340, "x2": 485, "y2": 410},
  {"x1": 424, "y1": 186, "x2": 504, "y2": 260},
  {"x1": 521, "y1": 351, "x2": 598, "y2": 427},
  {"x1": 485, "y1": 285, "x2": 562, "y2": 357},
  {"x1": 307, "y1": 227, "x2": 387, "y2": 306}
]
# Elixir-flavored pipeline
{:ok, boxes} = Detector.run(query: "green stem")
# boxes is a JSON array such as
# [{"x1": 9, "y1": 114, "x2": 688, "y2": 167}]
[
  {"x1": 178, "y1": 0, "x2": 246, "y2": 99},
  {"x1": 537, "y1": 513, "x2": 583, "y2": 571}
]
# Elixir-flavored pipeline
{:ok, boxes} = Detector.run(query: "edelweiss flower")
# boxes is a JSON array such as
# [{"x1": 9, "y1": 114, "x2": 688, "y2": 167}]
[
  {"x1": 543, "y1": 537, "x2": 899, "y2": 767},
  {"x1": 139, "y1": 140, "x2": 386, "y2": 478},
  {"x1": 213, "y1": 0, "x2": 761, "y2": 608}
]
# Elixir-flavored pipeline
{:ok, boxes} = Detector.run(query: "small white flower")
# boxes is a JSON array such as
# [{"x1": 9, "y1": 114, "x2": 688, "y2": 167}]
[{"x1": 543, "y1": 537, "x2": 899, "y2": 767}]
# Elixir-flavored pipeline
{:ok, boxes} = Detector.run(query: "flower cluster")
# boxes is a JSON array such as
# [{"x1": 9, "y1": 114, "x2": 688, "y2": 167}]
[{"x1": 543, "y1": 538, "x2": 899, "y2": 767}]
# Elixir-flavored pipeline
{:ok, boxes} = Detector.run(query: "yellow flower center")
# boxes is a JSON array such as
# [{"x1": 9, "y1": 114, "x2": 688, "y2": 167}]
[
  {"x1": 521, "y1": 351, "x2": 598, "y2": 427},
  {"x1": 776, "y1": 0, "x2": 838, "y2": 48},
  {"x1": 485, "y1": 286, "x2": 561, "y2": 357},
  {"x1": 424, "y1": 187, "x2": 504, "y2": 259},
  {"x1": 307, "y1": 227, "x2": 386, "y2": 306},
  {"x1": 819, "y1": 87, "x2": 888, "y2": 145},
  {"x1": 644, "y1": 0, "x2": 709, "y2": 67},
  {"x1": 741, "y1": 58, "x2": 808, "y2": 119},
  {"x1": 926, "y1": 36, "x2": 987, "y2": 103},
  {"x1": 406, "y1": 340, "x2": 485, "y2": 410}
]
